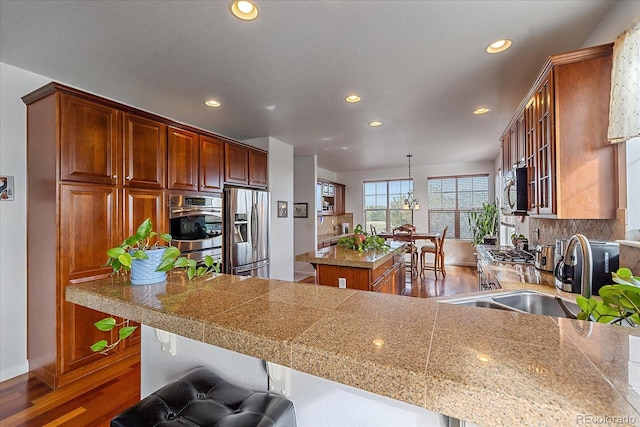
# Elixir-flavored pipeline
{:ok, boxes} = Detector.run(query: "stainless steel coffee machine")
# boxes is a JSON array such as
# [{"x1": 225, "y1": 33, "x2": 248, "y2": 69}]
[{"x1": 554, "y1": 238, "x2": 619, "y2": 295}]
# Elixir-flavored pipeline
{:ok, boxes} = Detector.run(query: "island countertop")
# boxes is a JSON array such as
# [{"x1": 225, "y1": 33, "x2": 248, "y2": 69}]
[
  {"x1": 66, "y1": 273, "x2": 640, "y2": 426},
  {"x1": 295, "y1": 240, "x2": 406, "y2": 269}
]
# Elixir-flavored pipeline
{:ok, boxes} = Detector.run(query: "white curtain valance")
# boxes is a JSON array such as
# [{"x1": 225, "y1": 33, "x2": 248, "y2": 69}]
[{"x1": 608, "y1": 20, "x2": 640, "y2": 144}]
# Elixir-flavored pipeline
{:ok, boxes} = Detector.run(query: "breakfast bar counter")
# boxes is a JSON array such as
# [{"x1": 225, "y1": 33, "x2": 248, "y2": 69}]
[{"x1": 66, "y1": 273, "x2": 639, "y2": 426}]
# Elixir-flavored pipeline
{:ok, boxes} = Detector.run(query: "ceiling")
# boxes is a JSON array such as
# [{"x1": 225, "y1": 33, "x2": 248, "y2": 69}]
[{"x1": 0, "y1": 0, "x2": 616, "y2": 172}]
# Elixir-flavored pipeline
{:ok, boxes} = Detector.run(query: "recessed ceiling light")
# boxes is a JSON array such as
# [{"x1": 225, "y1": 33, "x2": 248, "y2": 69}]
[
  {"x1": 486, "y1": 39, "x2": 512, "y2": 54},
  {"x1": 345, "y1": 95, "x2": 361, "y2": 103},
  {"x1": 230, "y1": 0, "x2": 259, "y2": 21},
  {"x1": 205, "y1": 100, "x2": 221, "y2": 108},
  {"x1": 473, "y1": 108, "x2": 491, "y2": 115},
  {"x1": 369, "y1": 121, "x2": 382, "y2": 127}
]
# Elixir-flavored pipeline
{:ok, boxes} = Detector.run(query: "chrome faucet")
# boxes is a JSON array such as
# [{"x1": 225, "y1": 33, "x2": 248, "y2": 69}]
[{"x1": 564, "y1": 234, "x2": 593, "y2": 299}]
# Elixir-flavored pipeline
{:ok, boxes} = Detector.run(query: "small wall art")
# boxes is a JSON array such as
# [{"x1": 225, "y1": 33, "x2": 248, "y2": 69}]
[
  {"x1": 293, "y1": 202, "x2": 308, "y2": 218},
  {"x1": 0, "y1": 176, "x2": 14, "y2": 201},
  {"x1": 277, "y1": 201, "x2": 288, "y2": 218}
]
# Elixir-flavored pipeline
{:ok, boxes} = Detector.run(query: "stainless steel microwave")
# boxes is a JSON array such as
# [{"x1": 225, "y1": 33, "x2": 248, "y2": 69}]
[{"x1": 502, "y1": 167, "x2": 527, "y2": 215}]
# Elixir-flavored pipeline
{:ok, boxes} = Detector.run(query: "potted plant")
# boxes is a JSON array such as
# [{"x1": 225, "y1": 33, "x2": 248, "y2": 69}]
[
  {"x1": 468, "y1": 202, "x2": 499, "y2": 245},
  {"x1": 576, "y1": 267, "x2": 640, "y2": 328},
  {"x1": 337, "y1": 224, "x2": 390, "y2": 252},
  {"x1": 92, "y1": 217, "x2": 221, "y2": 354}
]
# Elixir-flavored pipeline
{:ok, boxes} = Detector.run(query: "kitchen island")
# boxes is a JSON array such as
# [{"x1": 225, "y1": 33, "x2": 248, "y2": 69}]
[
  {"x1": 66, "y1": 272, "x2": 639, "y2": 426},
  {"x1": 295, "y1": 241, "x2": 406, "y2": 294}
]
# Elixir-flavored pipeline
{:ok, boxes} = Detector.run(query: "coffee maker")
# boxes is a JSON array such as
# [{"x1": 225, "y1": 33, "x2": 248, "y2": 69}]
[{"x1": 554, "y1": 239, "x2": 619, "y2": 295}]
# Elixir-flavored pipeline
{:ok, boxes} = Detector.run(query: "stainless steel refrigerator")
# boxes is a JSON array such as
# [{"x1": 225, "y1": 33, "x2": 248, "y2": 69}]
[{"x1": 224, "y1": 188, "x2": 270, "y2": 278}]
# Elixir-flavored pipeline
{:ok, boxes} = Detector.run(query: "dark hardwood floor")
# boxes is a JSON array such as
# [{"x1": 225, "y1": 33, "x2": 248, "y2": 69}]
[
  {"x1": 1, "y1": 265, "x2": 476, "y2": 426},
  {"x1": 0, "y1": 358, "x2": 140, "y2": 427}
]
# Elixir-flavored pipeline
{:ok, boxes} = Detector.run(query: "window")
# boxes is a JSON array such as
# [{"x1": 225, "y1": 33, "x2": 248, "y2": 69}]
[
  {"x1": 428, "y1": 175, "x2": 489, "y2": 239},
  {"x1": 363, "y1": 180, "x2": 413, "y2": 232}
]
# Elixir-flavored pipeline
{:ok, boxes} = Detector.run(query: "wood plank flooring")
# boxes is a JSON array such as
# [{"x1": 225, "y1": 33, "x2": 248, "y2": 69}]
[
  {"x1": 0, "y1": 265, "x2": 476, "y2": 426},
  {"x1": 0, "y1": 358, "x2": 140, "y2": 427}
]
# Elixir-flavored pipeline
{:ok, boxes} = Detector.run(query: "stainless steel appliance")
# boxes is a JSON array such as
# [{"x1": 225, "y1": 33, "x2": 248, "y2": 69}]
[
  {"x1": 554, "y1": 239, "x2": 619, "y2": 295},
  {"x1": 501, "y1": 167, "x2": 527, "y2": 216},
  {"x1": 486, "y1": 248, "x2": 535, "y2": 264},
  {"x1": 534, "y1": 244, "x2": 555, "y2": 272},
  {"x1": 169, "y1": 194, "x2": 223, "y2": 264},
  {"x1": 224, "y1": 188, "x2": 270, "y2": 278}
]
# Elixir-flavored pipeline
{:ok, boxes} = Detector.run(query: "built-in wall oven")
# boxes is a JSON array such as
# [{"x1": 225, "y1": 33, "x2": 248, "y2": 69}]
[{"x1": 169, "y1": 194, "x2": 223, "y2": 264}]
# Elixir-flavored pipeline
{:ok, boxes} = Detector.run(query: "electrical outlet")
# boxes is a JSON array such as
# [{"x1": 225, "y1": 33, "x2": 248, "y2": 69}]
[{"x1": 338, "y1": 278, "x2": 346, "y2": 289}]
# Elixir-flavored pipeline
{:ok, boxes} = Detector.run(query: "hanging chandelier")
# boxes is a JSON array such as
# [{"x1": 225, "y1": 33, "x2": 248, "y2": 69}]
[{"x1": 403, "y1": 154, "x2": 420, "y2": 210}]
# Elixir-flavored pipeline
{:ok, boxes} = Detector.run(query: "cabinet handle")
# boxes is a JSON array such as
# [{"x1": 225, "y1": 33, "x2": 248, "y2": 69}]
[
  {"x1": 126, "y1": 176, "x2": 132, "y2": 181},
  {"x1": 112, "y1": 174, "x2": 118, "y2": 179}
]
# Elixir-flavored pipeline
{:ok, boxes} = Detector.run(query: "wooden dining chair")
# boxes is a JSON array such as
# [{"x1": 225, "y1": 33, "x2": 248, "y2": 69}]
[
  {"x1": 370, "y1": 224, "x2": 377, "y2": 236},
  {"x1": 393, "y1": 224, "x2": 418, "y2": 276},
  {"x1": 420, "y1": 226, "x2": 448, "y2": 279}
]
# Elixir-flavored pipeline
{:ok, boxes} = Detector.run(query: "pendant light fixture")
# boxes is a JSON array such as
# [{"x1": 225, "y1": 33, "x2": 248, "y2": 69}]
[{"x1": 403, "y1": 154, "x2": 420, "y2": 210}]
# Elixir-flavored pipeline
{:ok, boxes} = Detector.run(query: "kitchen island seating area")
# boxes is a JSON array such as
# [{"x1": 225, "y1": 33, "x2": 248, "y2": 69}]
[{"x1": 377, "y1": 227, "x2": 441, "y2": 279}]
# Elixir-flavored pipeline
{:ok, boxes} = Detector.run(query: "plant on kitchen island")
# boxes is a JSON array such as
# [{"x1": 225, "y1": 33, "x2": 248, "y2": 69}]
[
  {"x1": 338, "y1": 224, "x2": 390, "y2": 252},
  {"x1": 92, "y1": 218, "x2": 221, "y2": 354},
  {"x1": 576, "y1": 267, "x2": 640, "y2": 328}
]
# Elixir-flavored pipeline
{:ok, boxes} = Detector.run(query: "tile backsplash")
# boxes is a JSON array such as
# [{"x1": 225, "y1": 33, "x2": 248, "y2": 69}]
[
  {"x1": 528, "y1": 209, "x2": 639, "y2": 275},
  {"x1": 317, "y1": 213, "x2": 353, "y2": 236}
]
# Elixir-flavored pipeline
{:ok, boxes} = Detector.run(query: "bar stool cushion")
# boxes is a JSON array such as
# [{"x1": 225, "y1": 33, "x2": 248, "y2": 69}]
[{"x1": 111, "y1": 366, "x2": 297, "y2": 427}]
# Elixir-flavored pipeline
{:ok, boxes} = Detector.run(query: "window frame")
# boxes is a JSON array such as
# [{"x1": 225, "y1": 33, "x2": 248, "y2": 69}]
[
  {"x1": 363, "y1": 179, "x2": 414, "y2": 233},
  {"x1": 427, "y1": 174, "x2": 490, "y2": 239}
]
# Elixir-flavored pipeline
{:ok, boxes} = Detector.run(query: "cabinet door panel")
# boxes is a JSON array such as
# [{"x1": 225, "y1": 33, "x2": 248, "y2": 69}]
[
  {"x1": 123, "y1": 113, "x2": 166, "y2": 188},
  {"x1": 200, "y1": 135, "x2": 224, "y2": 192},
  {"x1": 225, "y1": 143, "x2": 249, "y2": 185},
  {"x1": 60, "y1": 94, "x2": 118, "y2": 185},
  {"x1": 168, "y1": 127, "x2": 199, "y2": 190},
  {"x1": 248, "y1": 149, "x2": 268, "y2": 187},
  {"x1": 535, "y1": 75, "x2": 555, "y2": 215},
  {"x1": 59, "y1": 184, "x2": 119, "y2": 371},
  {"x1": 124, "y1": 188, "x2": 166, "y2": 236}
]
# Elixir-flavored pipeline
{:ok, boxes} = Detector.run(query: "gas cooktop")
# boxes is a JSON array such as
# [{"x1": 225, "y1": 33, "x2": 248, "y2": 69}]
[{"x1": 487, "y1": 249, "x2": 535, "y2": 264}]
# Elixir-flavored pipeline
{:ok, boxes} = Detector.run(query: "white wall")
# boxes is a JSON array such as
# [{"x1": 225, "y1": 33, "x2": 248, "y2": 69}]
[
  {"x1": 294, "y1": 156, "x2": 317, "y2": 277},
  {"x1": 337, "y1": 160, "x2": 496, "y2": 266},
  {"x1": 244, "y1": 136, "x2": 295, "y2": 281},
  {"x1": 0, "y1": 63, "x2": 51, "y2": 381}
]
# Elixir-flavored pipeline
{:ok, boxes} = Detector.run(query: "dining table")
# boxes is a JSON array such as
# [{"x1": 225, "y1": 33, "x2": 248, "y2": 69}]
[{"x1": 376, "y1": 230, "x2": 440, "y2": 276}]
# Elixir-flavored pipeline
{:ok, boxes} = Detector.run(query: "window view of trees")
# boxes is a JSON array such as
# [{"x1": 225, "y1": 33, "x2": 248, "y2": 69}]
[
  {"x1": 363, "y1": 180, "x2": 413, "y2": 233},
  {"x1": 428, "y1": 175, "x2": 489, "y2": 239}
]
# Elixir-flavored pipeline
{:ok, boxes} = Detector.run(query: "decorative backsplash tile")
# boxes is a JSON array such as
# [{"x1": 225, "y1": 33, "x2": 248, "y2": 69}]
[
  {"x1": 317, "y1": 213, "x2": 353, "y2": 236},
  {"x1": 528, "y1": 209, "x2": 639, "y2": 275}
]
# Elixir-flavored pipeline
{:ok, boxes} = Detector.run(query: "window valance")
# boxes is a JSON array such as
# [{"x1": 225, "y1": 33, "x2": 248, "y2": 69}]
[{"x1": 608, "y1": 20, "x2": 640, "y2": 144}]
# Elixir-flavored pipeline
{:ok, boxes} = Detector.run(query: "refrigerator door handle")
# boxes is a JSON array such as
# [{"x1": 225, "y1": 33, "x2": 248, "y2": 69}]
[{"x1": 251, "y1": 202, "x2": 258, "y2": 250}]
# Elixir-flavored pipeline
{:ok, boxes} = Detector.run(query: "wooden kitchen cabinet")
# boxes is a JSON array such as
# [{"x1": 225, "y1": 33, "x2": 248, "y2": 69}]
[
  {"x1": 224, "y1": 142, "x2": 268, "y2": 188},
  {"x1": 167, "y1": 126, "x2": 199, "y2": 191},
  {"x1": 200, "y1": 135, "x2": 224, "y2": 192},
  {"x1": 23, "y1": 81, "x2": 270, "y2": 388},
  {"x1": 249, "y1": 149, "x2": 268, "y2": 187},
  {"x1": 123, "y1": 113, "x2": 166, "y2": 188},
  {"x1": 60, "y1": 94, "x2": 119, "y2": 185},
  {"x1": 317, "y1": 179, "x2": 345, "y2": 215},
  {"x1": 503, "y1": 43, "x2": 616, "y2": 219}
]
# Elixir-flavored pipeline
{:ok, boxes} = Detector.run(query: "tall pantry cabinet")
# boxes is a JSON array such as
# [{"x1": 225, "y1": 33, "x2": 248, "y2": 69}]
[{"x1": 22, "y1": 83, "x2": 168, "y2": 388}]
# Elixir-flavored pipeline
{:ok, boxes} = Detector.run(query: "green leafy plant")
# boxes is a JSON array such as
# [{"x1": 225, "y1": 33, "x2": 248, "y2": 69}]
[
  {"x1": 338, "y1": 224, "x2": 390, "y2": 252},
  {"x1": 90, "y1": 317, "x2": 138, "y2": 355},
  {"x1": 104, "y1": 217, "x2": 220, "y2": 280},
  {"x1": 576, "y1": 267, "x2": 640, "y2": 328},
  {"x1": 93, "y1": 218, "x2": 221, "y2": 353},
  {"x1": 468, "y1": 202, "x2": 499, "y2": 245}
]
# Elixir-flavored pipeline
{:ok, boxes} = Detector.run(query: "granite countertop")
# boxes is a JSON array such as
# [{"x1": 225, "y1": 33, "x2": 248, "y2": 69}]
[
  {"x1": 66, "y1": 271, "x2": 640, "y2": 426},
  {"x1": 317, "y1": 232, "x2": 353, "y2": 244},
  {"x1": 295, "y1": 241, "x2": 406, "y2": 269}
]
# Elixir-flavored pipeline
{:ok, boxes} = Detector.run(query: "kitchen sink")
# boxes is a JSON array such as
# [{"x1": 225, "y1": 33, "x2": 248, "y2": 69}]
[{"x1": 440, "y1": 290, "x2": 580, "y2": 318}]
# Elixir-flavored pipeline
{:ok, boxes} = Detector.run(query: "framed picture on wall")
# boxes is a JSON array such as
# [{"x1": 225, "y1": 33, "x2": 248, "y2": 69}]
[
  {"x1": 293, "y1": 203, "x2": 308, "y2": 218},
  {"x1": 277, "y1": 201, "x2": 288, "y2": 218}
]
